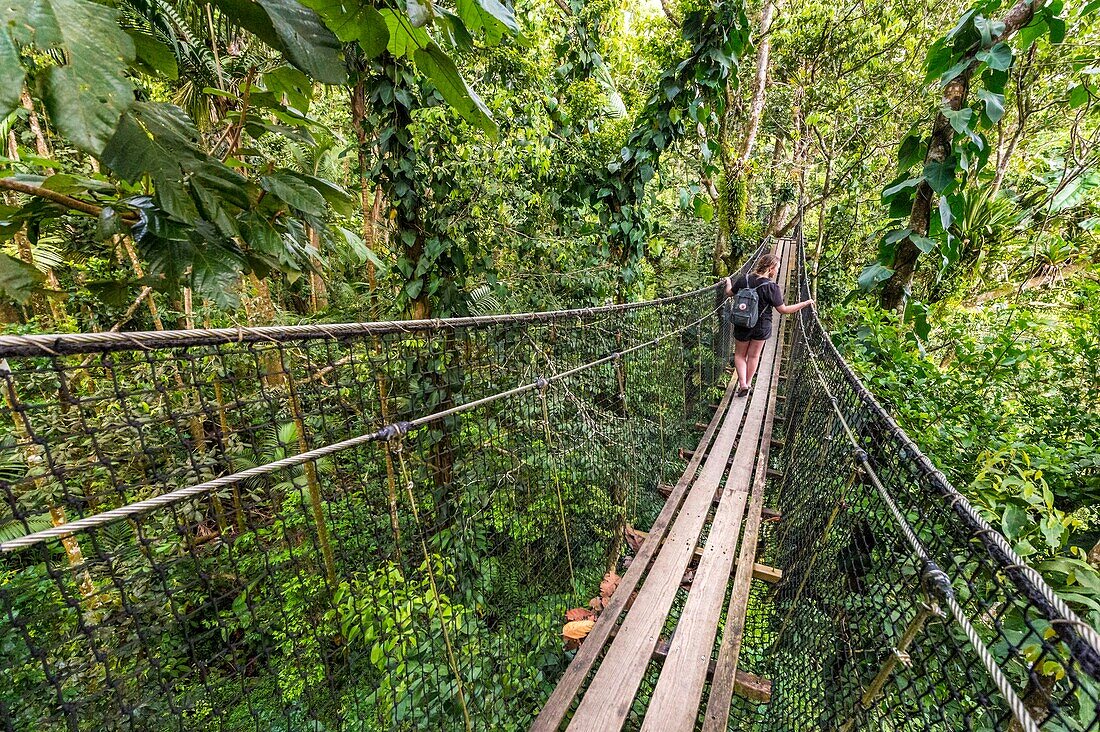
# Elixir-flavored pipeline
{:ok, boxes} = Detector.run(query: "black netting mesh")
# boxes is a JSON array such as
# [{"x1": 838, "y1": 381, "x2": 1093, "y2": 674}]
[
  {"x1": 1, "y1": 234, "x2": 1096, "y2": 732},
  {"x1": 0, "y1": 257, "x2": 752, "y2": 731},
  {"x1": 726, "y1": 234, "x2": 1100, "y2": 732}
]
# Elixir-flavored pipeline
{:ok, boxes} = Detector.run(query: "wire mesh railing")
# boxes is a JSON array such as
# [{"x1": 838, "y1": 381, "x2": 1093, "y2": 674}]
[
  {"x1": 735, "y1": 230, "x2": 1100, "y2": 731},
  {"x1": 1, "y1": 229, "x2": 1097, "y2": 732},
  {"x1": 0, "y1": 251, "x2": 763, "y2": 732}
]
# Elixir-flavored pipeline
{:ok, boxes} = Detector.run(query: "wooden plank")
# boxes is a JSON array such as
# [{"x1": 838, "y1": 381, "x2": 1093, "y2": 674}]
[
  {"x1": 564, "y1": 368, "x2": 759, "y2": 731},
  {"x1": 530, "y1": 376, "x2": 741, "y2": 732},
  {"x1": 651, "y1": 640, "x2": 772, "y2": 703},
  {"x1": 656, "y1": 483, "x2": 781, "y2": 522},
  {"x1": 640, "y1": 280, "x2": 787, "y2": 732},
  {"x1": 679, "y1": 447, "x2": 733, "y2": 468},
  {"x1": 702, "y1": 239, "x2": 795, "y2": 732},
  {"x1": 599, "y1": 627, "x2": 773, "y2": 703},
  {"x1": 628, "y1": 529, "x2": 782, "y2": 584}
]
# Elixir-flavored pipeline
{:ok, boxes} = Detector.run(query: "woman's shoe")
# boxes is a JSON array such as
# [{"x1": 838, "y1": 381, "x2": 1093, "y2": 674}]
[{"x1": 736, "y1": 385, "x2": 750, "y2": 398}]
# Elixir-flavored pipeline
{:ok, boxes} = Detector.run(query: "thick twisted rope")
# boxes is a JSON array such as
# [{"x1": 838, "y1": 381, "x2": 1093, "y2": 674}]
[{"x1": 0, "y1": 306, "x2": 722, "y2": 552}]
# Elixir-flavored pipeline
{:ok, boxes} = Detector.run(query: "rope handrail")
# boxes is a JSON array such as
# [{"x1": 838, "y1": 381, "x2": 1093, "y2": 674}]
[
  {"x1": 791, "y1": 227, "x2": 1100, "y2": 675},
  {"x1": 1, "y1": 230, "x2": 1096, "y2": 732},
  {"x1": 0, "y1": 306, "x2": 723, "y2": 552},
  {"x1": 0, "y1": 245, "x2": 766, "y2": 358}
]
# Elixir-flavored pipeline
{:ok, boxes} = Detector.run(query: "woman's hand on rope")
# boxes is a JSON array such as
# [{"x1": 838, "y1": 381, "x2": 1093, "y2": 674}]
[{"x1": 778, "y1": 299, "x2": 814, "y2": 315}]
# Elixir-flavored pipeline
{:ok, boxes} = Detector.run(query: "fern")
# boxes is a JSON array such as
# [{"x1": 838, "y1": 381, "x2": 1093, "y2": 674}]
[{"x1": 466, "y1": 284, "x2": 503, "y2": 316}]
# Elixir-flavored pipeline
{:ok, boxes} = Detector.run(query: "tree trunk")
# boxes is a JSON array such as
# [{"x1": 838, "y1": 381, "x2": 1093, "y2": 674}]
[
  {"x1": 715, "y1": 0, "x2": 778, "y2": 273},
  {"x1": 20, "y1": 88, "x2": 54, "y2": 174},
  {"x1": 307, "y1": 226, "x2": 328, "y2": 313},
  {"x1": 880, "y1": 0, "x2": 1039, "y2": 310}
]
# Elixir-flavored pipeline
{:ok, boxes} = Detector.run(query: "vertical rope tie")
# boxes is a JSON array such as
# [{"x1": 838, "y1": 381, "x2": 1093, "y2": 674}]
[
  {"x1": 538, "y1": 377, "x2": 577, "y2": 599},
  {"x1": 390, "y1": 430, "x2": 472, "y2": 732}
]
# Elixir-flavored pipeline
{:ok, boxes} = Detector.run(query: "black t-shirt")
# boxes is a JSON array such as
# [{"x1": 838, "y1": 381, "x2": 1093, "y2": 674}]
[{"x1": 731, "y1": 273, "x2": 784, "y2": 329}]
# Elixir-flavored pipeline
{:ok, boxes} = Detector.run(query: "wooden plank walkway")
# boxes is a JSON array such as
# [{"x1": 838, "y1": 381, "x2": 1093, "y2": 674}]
[{"x1": 532, "y1": 237, "x2": 796, "y2": 731}]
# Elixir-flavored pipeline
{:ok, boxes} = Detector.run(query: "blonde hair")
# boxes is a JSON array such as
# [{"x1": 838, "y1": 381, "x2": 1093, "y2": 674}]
[{"x1": 752, "y1": 252, "x2": 780, "y2": 277}]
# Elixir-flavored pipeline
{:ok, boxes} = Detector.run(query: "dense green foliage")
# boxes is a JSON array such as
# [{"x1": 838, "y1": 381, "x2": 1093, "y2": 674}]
[{"x1": 0, "y1": 0, "x2": 1097, "y2": 726}]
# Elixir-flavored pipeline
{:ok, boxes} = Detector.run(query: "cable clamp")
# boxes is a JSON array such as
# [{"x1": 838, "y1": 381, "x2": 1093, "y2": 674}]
[
  {"x1": 379, "y1": 421, "x2": 412, "y2": 442},
  {"x1": 921, "y1": 559, "x2": 955, "y2": 604},
  {"x1": 535, "y1": 377, "x2": 549, "y2": 393},
  {"x1": 853, "y1": 448, "x2": 869, "y2": 463}
]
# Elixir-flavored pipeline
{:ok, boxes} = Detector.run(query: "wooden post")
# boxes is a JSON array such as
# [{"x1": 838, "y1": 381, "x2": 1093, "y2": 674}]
[
  {"x1": 284, "y1": 366, "x2": 337, "y2": 586},
  {"x1": 838, "y1": 602, "x2": 942, "y2": 732}
]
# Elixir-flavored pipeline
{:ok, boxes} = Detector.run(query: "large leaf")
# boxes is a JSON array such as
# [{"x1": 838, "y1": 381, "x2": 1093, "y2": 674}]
[
  {"x1": 126, "y1": 29, "x2": 179, "y2": 80},
  {"x1": 0, "y1": 0, "x2": 135, "y2": 154},
  {"x1": 210, "y1": 0, "x2": 347, "y2": 84},
  {"x1": 456, "y1": 0, "x2": 518, "y2": 40},
  {"x1": 0, "y1": 31, "x2": 23, "y2": 118},
  {"x1": 260, "y1": 172, "x2": 327, "y2": 216},
  {"x1": 858, "y1": 263, "x2": 894, "y2": 292},
  {"x1": 301, "y1": 0, "x2": 389, "y2": 58},
  {"x1": 380, "y1": 9, "x2": 432, "y2": 58},
  {"x1": 975, "y1": 42, "x2": 1013, "y2": 72},
  {"x1": 0, "y1": 252, "x2": 43, "y2": 304},
  {"x1": 977, "y1": 88, "x2": 1004, "y2": 125},
  {"x1": 102, "y1": 102, "x2": 239, "y2": 222},
  {"x1": 923, "y1": 160, "x2": 955, "y2": 193},
  {"x1": 413, "y1": 44, "x2": 498, "y2": 138}
]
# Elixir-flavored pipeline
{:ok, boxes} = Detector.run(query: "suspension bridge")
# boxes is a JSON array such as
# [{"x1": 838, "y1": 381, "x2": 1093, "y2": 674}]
[{"x1": 0, "y1": 233, "x2": 1096, "y2": 731}]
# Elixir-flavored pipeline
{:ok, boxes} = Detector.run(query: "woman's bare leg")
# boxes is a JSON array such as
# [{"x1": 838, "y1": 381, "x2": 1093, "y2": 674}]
[
  {"x1": 744, "y1": 339, "x2": 766, "y2": 386},
  {"x1": 733, "y1": 339, "x2": 751, "y2": 389}
]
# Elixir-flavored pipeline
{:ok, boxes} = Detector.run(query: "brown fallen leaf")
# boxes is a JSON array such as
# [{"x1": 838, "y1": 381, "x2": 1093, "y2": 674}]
[
  {"x1": 565, "y1": 607, "x2": 596, "y2": 622},
  {"x1": 622, "y1": 555, "x2": 634, "y2": 570},
  {"x1": 562, "y1": 619, "x2": 596, "y2": 649},
  {"x1": 680, "y1": 568, "x2": 695, "y2": 590},
  {"x1": 588, "y1": 596, "x2": 603, "y2": 613},
  {"x1": 600, "y1": 570, "x2": 621, "y2": 603},
  {"x1": 624, "y1": 526, "x2": 644, "y2": 553}
]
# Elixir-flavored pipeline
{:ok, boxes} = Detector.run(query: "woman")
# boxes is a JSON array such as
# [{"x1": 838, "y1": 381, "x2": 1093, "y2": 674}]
[{"x1": 724, "y1": 253, "x2": 813, "y2": 397}]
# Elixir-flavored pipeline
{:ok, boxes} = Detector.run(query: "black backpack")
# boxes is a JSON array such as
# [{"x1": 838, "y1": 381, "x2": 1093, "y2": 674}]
[{"x1": 729, "y1": 275, "x2": 765, "y2": 328}]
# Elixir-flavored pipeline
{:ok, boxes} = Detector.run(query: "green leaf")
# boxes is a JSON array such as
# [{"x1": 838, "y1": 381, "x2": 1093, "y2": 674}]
[
  {"x1": 858, "y1": 263, "x2": 894, "y2": 292},
  {"x1": 102, "y1": 102, "x2": 236, "y2": 222},
  {"x1": 0, "y1": 0, "x2": 136, "y2": 154},
  {"x1": 938, "y1": 195, "x2": 955, "y2": 231},
  {"x1": 882, "y1": 176, "x2": 922, "y2": 201},
  {"x1": 302, "y1": 0, "x2": 389, "y2": 58},
  {"x1": 0, "y1": 30, "x2": 24, "y2": 119},
  {"x1": 456, "y1": 0, "x2": 518, "y2": 38},
  {"x1": 923, "y1": 160, "x2": 955, "y2": 193},
  {"x1": 1069, "y1": 84, "x2": 1089, "y2": 109},
  {"x1": 263, "y1": 66, "x2": 312, "y2": 112},
  {"x1": 413, "y1": 44, "x2": 498, "y2": 139},
  {"x1": 942, "y1": 107, "x2": 973, "y2": 134},
  {"x1": 284, "y1": 171, "x2": 354, "y2": 216},
  {"x1": 1001, "y1": 504, "x2": 1028, "y2": 540},
  {"x1": 975, "y1": 42, "x2": 1012, "y2": 72},
  {"x1": 692, "y1": 195, "x2": 713, "y2": 222},
  {"x1": 903, "y1": 298, "x2": 931, "y2": 341},
  {"x1": 977, "y1": 88, "x2": 1004, "y2": 125},
  {"x1": 1045, "y1": 14, "x2": 1065, "y2": 44},
  {"x1": 911, "y1": 234, "x2": 937, "y2": 254},
  {"x1": 191, "y1": 242, "x2": 244, "y2": 307},
  {"x1": 1017, "y1": 16, "x2": 1047, "y2": 50},
  {"x1": 126, "y1": 29, "x2": 178, "y2": 80},
  {"x1": 261, "y1": 172, "x2": 327, "y2": 216},
  {"x1": 380, "y1": 9, "x2": 432, "y2": 58},
  {"x1": 939, "y1": 59, "x2": 971, "y2": 87},
  {"x1": 898, "y1": 133, "x2": 925, "y2": 172},
  {"x1": 0, "y1": 252, "x2": 43, "y2": 304},
  {"x1": 209, "y1": 0, "x2": 347, "y2": 84}
]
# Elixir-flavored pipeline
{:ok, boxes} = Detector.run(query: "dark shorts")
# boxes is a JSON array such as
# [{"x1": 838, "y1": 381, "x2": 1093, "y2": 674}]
[{"x1": 733, "y1": 321, "x2": 772, "y2": 342}]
